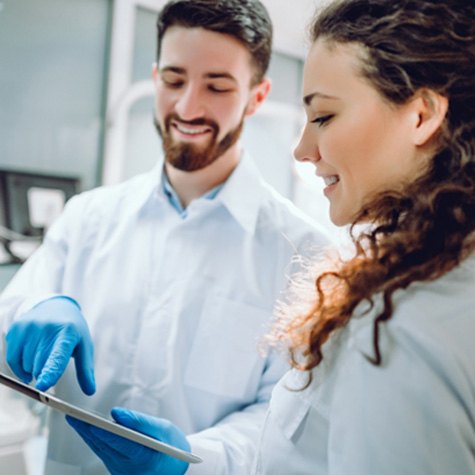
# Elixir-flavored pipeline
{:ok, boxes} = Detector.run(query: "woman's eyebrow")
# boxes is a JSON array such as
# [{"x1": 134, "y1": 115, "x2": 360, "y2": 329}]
[{"x1": 303, "y1": 91, "x2": 339, "y2": 106}]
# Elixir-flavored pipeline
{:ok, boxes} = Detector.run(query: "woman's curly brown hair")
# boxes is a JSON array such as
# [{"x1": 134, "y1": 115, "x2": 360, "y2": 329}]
[{"x1": 271, "y1": 0, "x2": 475, "y2": 384}]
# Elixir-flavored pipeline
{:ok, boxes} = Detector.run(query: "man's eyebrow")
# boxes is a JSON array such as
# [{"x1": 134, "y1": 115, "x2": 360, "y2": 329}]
[
  {"x1": 159, "y1": 67, "x2": 237, "y2": 83},
  {"x1": 303, "y1": 91, "x2": 339, "y2": 106},
  {"x1": 205, "y1": 72, "x2": 237, "y2": 83},
  {"x1": 159, "y1": 66, "x2": 186, "y2": 74}
]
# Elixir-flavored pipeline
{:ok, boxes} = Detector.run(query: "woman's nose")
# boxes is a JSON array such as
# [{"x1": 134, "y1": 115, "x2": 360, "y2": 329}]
[{"x1": 293, "y1": 127, "x2": 321, "y2": 163}]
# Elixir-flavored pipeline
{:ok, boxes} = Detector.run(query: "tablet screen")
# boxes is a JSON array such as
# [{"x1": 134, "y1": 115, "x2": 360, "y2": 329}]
[{"x1": 0, "y1": 372, "x2": 202, "y2": 464}]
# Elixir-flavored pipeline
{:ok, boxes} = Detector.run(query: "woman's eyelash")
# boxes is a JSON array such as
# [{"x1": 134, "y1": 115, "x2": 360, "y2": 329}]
[{"x1": 311, "y1": 114, "x2": 333, "y2": 126}]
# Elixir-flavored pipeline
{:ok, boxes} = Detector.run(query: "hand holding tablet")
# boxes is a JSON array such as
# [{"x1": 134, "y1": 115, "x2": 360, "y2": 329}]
[
  {"x1": 66, "y1": 407, "x2": 193, "y2": 475},
  {"x1": 0, "y1": 372, "x2": 202, "y2": 467}
]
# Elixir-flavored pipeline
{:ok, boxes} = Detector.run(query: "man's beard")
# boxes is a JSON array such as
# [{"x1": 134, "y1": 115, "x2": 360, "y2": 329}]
[{"x1": 154, "y1": 113, "x2": 244, "y2": 172}]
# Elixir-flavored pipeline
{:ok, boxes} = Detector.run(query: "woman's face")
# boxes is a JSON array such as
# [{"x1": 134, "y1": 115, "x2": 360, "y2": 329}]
[{"x1": 294, "y1": 39, "x2": 428, "y2": 226}]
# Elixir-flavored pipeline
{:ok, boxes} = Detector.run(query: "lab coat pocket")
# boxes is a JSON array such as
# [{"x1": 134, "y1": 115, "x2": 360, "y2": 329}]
[{"x1": 184, "y1": 294, "x2": 268, "y2": 399}]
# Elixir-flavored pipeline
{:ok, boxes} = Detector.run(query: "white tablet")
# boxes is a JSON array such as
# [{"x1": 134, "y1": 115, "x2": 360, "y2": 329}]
[{"x1": 0, "y1": 372, "x2": 202, "y2": 464}]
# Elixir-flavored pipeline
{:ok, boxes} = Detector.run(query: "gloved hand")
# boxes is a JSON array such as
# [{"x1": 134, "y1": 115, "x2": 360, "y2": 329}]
[
  {"x1": 66, "y1": 407, "x2": 190, "y2": 475},
  {"x1": 5, "y1": 296, "x2": 95, "y2": 394}
]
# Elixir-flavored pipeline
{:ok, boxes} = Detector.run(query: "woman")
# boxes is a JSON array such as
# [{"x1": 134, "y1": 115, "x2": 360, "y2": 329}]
[{"x1": 255, "y1": 0, "x2": 475, "y2": 473}]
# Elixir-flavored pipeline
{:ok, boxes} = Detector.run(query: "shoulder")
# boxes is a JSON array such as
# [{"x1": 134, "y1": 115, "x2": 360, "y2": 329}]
[
  {"x1": 391, "y1": 257, "x2": 475, "y2": 357},
  {"x1": 328, "y1": 316, "x2": 475, "y2": 474},
  {"x1": 46, "y1": 171, "x2": 157, "y2": 242},
  {"x1": 62, "y1": 170, "x2": 156, "y2": 219},
  {"x1": 314, "y1": 257, "x2": 475, "y2": 473},
  {"x1": 256, "y1": 179, "x2": 332, "y2": 251},
  {"x1": 349, "y1": 256, "x2": 475, "y2": 396}
]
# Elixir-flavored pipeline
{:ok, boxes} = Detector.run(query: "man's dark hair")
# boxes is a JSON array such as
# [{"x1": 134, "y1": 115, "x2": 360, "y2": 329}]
[{"x1": 156, "y1": 0, "x2": 273, "y2": 85}]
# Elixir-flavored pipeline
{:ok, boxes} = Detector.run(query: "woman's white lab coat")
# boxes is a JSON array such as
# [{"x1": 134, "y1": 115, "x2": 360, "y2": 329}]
[{"x1": 254, "y1": 253, "x2": 475, "y2": 474}]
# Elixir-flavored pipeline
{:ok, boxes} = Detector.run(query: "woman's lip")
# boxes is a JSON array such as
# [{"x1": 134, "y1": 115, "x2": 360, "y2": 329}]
[
  {"x1": 316, "y1": 172, "x2": 340, "y2": 186},
  {"x1": 323, "y1": 181, "x2": 338, "y2": 197},
  {"x1": 320, "y1": 175, "x2": 340, "y2": 197},
  {"x1": 322, "y1": 175, "x2": 340, "y2": 186}
]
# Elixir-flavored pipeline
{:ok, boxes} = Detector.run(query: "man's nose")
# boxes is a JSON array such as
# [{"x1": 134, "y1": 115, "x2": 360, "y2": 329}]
[{"x1": 174, "y1": 84, "x2": 205, "y2": 121}]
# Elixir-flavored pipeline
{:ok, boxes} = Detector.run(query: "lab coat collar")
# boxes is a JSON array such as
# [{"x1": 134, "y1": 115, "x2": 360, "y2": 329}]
[
  {"x1": 136, "y1": 158, "x2": 171, "y2": 206},
  {"x1": 216, "y1": 153, "x2": 264, "y2": 235},
  {"x1": 139, "y1": 154, "x2": 264, "y2": 234}
]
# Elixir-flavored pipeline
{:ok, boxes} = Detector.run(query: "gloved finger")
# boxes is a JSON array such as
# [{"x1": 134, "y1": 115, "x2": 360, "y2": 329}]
[
  {"x1": 112, "y1": 408, "x2": 184, "y2": 447},
  {"x1": 67, "y1": 416, "x2": 142, "y2": 462},
  {"x1": 31, "y1": 329, "x2": 62, "y2": 379},
  {"x1": 66, "y1": 416, "x2": 116, "y2": 458},
  {"x1": 5, "y1": 326, "x2": 33, "y2": 383},
  {"x1": 32, "y1": 339, "x2": 53, "y2": 380},
  {"x1": 110, "y1": 408, "x2": 190, "y2": 474},
  {"x1": 19, "y1": 330, "x2": 43, "y2": 377},
  {"x1": 35, "y1": 329, "x2": 76, "y2": 391},
  {"x1": 66, "y1": 415, "x2": 95, "y2": 441},
  {"x1": 73, "y1": 339, "x2": 96, "y2": 396},
  {"x1": 111, "y1": 408, "x2": 169, "y2": 439},
  {"x1": 92, "y1": 424, "x2": 154, "y2": 461}
]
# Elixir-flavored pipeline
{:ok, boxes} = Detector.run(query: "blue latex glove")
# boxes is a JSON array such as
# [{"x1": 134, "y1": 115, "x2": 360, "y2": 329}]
[
  {"x1": 66, "y1": 407, "x2": 190, "y2": 475},
  {"x1": 5, "y1": 296, "x2": 95, "y2": 394}
]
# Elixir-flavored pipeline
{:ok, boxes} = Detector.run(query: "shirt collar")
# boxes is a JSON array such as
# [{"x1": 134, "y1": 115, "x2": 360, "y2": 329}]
[
  {"x1": 138, "y1": 154, "x2": 264, "y2": 234},
  {"x1": 162, "y1": 168, "x2": 223, "y2": 218}
]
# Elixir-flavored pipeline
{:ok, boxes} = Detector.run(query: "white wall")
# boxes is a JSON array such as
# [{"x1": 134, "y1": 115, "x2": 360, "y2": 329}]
[{"x1": 262, "y1": 0, "x2": 323, "y2": 58}]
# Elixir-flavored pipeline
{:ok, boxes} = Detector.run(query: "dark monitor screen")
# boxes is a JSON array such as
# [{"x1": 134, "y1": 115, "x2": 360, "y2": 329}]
[{"x1": 0, "y1": 170, "x2": 79, "y2": 238}]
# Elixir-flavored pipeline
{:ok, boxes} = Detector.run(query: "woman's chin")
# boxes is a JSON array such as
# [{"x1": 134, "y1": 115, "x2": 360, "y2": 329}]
[{"x1": 329, "y1": 208, "x2": 352, "y2": 227}]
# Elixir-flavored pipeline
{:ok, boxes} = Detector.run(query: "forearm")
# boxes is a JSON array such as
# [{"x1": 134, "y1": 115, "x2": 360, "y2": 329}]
[{"x1": 187, "y1": 401, "x2": 268, "y2": 475}]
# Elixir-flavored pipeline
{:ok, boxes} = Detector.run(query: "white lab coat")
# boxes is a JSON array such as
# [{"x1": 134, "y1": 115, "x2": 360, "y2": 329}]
[
  {"x1": 254, "y1": 253, "x2": 475, "y2": 474},
  {"x1": 0, "y1": 155, "x2": 329, "y2": 475}
]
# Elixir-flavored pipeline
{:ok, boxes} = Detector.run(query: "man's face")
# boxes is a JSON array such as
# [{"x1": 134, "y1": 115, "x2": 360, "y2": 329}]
[{"x1": 153, "y1": 26, "x2": 267, "y2": 172}]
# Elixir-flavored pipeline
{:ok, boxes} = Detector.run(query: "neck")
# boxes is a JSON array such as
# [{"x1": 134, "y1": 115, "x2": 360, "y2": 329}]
[{"x1": 165, "y1": 143, "x2": 242, "y2": 208}]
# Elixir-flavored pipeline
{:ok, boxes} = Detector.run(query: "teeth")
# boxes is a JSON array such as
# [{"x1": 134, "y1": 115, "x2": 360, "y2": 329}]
[
  {"x1": 175, "y1": 124, "x2": 208, "y2": 135},
  {"x1": 323, "y1": 175, "x2": 339, "y2": 186}
]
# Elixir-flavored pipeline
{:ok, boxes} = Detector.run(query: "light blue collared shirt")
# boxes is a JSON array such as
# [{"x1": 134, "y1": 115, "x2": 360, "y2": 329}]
[{"x1": 162, "y1": 170, "x2": 223, "y2": 218}]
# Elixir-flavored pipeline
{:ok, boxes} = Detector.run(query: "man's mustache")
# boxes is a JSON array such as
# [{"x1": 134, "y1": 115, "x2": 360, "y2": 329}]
[{"x1": 165, "y1": 113, "x2": 218, "y2": 131}]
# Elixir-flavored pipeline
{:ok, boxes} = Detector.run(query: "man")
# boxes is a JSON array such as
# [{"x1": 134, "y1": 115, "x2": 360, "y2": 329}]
[{"x1": 0, "y1": 1, "x2": 329, "y2": 474}]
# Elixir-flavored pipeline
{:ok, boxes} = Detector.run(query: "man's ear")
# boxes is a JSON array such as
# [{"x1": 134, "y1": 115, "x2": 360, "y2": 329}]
[
  {"x1": 411, "y1": 89, "x2": 448, "y2": 147},
  {"x1": 152, "y1": 62, "x2": 158, "y2": 81},
  {"x1": 245, "y1": 77, "x2": 272, "y2": 117}
]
